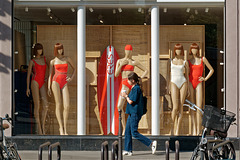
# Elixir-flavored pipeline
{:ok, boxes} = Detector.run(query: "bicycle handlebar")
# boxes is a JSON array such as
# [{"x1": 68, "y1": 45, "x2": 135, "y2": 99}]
[{"x1": 185, "y1": 99, "x2": 204, "y2": 115}]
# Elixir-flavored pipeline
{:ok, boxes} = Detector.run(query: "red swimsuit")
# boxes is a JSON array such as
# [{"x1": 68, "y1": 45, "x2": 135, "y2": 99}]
[
  {"x1": 52, "y1": 63, "x2": 68, "y2": 89},
  {"x1": 121, "y1": 64, "x2": 134, "y2": 90},
  {"x1": 188, "y1": 58, "x2": 204, "y2": 90},
  {"x1": 32, "y1": 57, "x2": 47, "y2": 89}
]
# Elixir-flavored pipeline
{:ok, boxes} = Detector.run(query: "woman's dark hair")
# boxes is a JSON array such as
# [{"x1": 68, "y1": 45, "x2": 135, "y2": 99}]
[
  {"x1": 128, "y1": 72, "x2": 139, "y2": 83},
  {"x1": 33, "y1": 43, "x2": 43, "y2": 56}
]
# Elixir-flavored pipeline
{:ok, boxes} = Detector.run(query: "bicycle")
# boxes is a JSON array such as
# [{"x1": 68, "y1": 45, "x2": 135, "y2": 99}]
[
  {"x1": 0, "y1": 114, "x2": 21, "y2": 160},
  {"x1": 184, "y1": 99, "x2": 236, "y2": 160}
]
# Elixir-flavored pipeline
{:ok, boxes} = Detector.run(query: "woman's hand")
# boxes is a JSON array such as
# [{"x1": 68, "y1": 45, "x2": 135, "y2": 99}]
[
  {"x1": 121, "y1": 91, "x2": 127, "y2": 98},
  {"x1": 66, "y1": 76, "x2": 72, "y2": 82},
  {"x1": 199, "y1": 77, "x2": 205, "y2": 82},
  {"x1": 166, "y1": 84, "x2": 171, "y2": 95},
  {"x1": 26, "y1": 88, "x2": 30, "y2": 97}
]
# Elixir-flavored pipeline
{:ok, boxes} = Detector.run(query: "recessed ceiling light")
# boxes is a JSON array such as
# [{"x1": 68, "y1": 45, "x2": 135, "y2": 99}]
[
  {"x1": 138, "y1": 8, "x2": 142, "y2": 13},
  {"x1": 118, "y1": 8, "x2": 122, "y2": 13},
  {"x1": 163, "y1": 8, "x2": 167, "y2": 13},
  {"x1": 89, "y1": 8, "x2": 94, "y2": 12},
  {"x1": 186, "y1": 8, "x2": 190, "y2": 13},
  {"x1": 195, "y1": 9, "x2": 198, "y2": 15},
  {"x1": 71, "y1": 8, "x2": 75, "y2": 12},
  {"x1": 25, "y1": 7, "x2": 28, "y2": 12},
  {"x1": 205, "y1": 8, "x2": 209, "y2": 13},
  {"x1": 113, "y1": 9, "x2": 116, "y2": 14},
  {"x1": 47, "y1": 8, "x2": 51, "y2": 13}
]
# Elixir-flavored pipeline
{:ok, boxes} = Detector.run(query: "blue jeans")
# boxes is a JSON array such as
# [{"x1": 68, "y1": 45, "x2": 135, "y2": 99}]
[{"x1": 124, "y1": 113, "x2": 152, "y2": 152}]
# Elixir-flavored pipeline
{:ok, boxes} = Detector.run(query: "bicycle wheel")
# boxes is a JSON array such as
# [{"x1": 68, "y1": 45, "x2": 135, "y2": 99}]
[
  {"x1": 191, "y1": 146, "x2": 206, "y2": 160},
  {"x1": 210, "y1": 142, "x2": 235, "y2": 160},
  {"x1": 9, "y1": 146, "x2": 21, "y2": 160}
]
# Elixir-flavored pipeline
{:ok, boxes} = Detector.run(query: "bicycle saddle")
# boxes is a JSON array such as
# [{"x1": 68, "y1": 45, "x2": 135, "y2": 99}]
[
  {"x1": 2, "y1": 123, "x2": 9, "y2": 129},
  {"x1": 210, "y1": 130, "x2": 227, "y2": 139}
]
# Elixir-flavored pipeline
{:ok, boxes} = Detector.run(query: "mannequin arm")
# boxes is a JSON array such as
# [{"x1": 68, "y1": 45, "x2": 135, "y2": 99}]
[
  {"x1": 26, "y1": 60, "x2": 33, "y2": 97},
  {"x1": 135, "y1": 61, "x2": 148, "y2": 78},
  {"x1": 48, "y1": 60, "x2": 54, "y2": 96},
  {"x1": 115, "y1": 60, "x2": 121, "y2": 77},
  {"x1": 166, "y1": 59, "x2": 171, "y2": 94},
  {"x1": 67, "y1": 57, "x2": 76, "y2": 82},
  {"x1": 202, "y1": 57, "x2": 214, "y2": 81}
]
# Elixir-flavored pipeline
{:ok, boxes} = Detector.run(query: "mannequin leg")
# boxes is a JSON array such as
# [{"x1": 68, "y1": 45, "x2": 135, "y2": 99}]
[
  {"x1": 31, "y1": 80, "x2": 42, "y2": 134},
  {"x1": 195, "y1": 83, "x2": 203, "y2": 135},
  {"x1": 117, "y1": 85, "x2": 130, "y2": 135},
  {"x1": 189, "y1": 84, "x2": 197, "y2": 135},
  {"x1": 175, "y1": 83, "x2": 188, "y2": 135},
  {"x1": 170, "y1": 83, "x2": 180, "y2": 135},
  {"x1": 52, "y1": 82, "x2": 64, "y2": 135},
  {"x1": 62, "y1": 85, "x2": 70, "y2": 135},
  {"x1": 40, "y1": 83, "x2": 48, "y2": 135}
]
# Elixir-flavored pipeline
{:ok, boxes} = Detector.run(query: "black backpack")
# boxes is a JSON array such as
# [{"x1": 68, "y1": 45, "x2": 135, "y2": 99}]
[{"x1": 143, "y1": 96, "x2": 147, "y2": 115}]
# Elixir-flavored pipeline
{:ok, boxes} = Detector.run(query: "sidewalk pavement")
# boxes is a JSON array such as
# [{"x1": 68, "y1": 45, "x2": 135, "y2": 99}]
[{"x1": 18, "y1": 150, "x2": 240, "y2": 160}]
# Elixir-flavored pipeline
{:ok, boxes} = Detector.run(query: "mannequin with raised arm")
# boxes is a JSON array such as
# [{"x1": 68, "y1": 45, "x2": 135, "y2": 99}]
[
  {"x1": 48, "y1": 43, "x2": 76, "y2": 135},
  {"x1": 166, "y1": 44, "x2": 189, "y2": 135},
  {"x1": 26, "y1": 43, "x2": 48, "y2": 135},
  {"x1": 188, "y1": 43, "x2": 214, "y2": 135},
  {"x1": 115, "y1": 45, "x2": 148, "y2": 133}
]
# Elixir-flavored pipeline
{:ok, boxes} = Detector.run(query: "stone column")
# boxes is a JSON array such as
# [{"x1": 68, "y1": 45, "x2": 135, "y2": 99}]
[
  {"x1": 77, "y1": 6, "x2": 86, "y2": 135},
  {"x1": 151, "y1": 6, "x2": 160, "y2": 135},
  {"x1": 0, "y1": 0, "x2": 12, "y2": 136}
]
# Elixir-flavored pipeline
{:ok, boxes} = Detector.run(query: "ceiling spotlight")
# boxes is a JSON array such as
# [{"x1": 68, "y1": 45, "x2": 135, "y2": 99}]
[
  {"x1": 89, "y1": 7, "x2": 94, "y2": 12},
  {"x1": 118, "y1": 8, "x2": 122, "y2": 13},
  {"x1": 184, "y1": 23, "x2": 187, "y2": 25},
  {"x1": 138, "y1": 8, "x2": 142, "y2": 13},
  {"x1": 163, "y1": 8, "x2": 167, "y2": 13},
  {"x1": 71, "y1": 8, "x2": 75, "y2": 12},
  {"x1": 50, "y1": 16, "x2": 53, "y2": 19},
  {"x1": 141, "y1": 9, "x2": 144, "y2": 14},
  {"x1": 47, "y1": 8, "x2": 51, "y2": 13},
  {"x1": 205, "y1": 8, "x2": 209, "y2": 13},
  {"x1": 195, "y1": 9, "x2": 198, "y2": 15},
  {"x1": 148, "y1": 8, "x2": 151, "y2": 13},
  {"x1": 25, "y1": 7, "x2": 28, "y2": 12},
  {"x1": 100, "y1": 20, "x2": 104, "y2": 24},
  {"x1": 186, "y1": 8, "x2": 190, "y2": 13},
  {"x1": 144, "y1": 22, "x2": 147, "y2": 25},
  {"x1": 113, "y1": 9, "x2": 116, "y2": 14}
]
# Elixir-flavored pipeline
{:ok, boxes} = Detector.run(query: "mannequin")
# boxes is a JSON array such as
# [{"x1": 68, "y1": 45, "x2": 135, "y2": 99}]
[
  {"x1": 188, "y1": 43, "x2": 214, "y2": 135},
  {"x1": 115, "y1": 44, "x2": 148, "y2": 133},
  {"x1": 166, "y1": 44, "x2": 189, "y2": 135},
  {"x1": 48, "y1": 43, "x2": 76, "y2": 135},
  {"x1": 26, "y1": 43, "x2": 48, "y2": 135}
]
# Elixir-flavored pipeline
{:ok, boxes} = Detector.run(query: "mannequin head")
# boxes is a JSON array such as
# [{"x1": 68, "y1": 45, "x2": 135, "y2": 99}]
[
  {"x1": 173, "y1": 44, "x2": 184, "y2": 57},
  {"x1": 125, "y1": 44, "x2": 133, "y2": 58},
  {"x1": 33, "y1": 43, "x2": 43, "y2": 57},
  {"x1": 189, "y1": 43, "x2": 200, "y2": 57},
  {"x1": 54, "y1": 43, "x2": 64, "y2": 57}
]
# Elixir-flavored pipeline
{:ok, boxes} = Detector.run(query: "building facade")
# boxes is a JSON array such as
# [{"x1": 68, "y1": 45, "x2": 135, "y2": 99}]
[{"x1": 0, "y1": 0, "x2": 239, "y2": 138}]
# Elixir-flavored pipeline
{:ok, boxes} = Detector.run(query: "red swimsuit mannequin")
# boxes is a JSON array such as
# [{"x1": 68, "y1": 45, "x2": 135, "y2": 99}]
[
  {"x1": 26, "y1": 43, "x2": 48, "y2": 135},
  {"x1": 115, "y1": 45, "x2": 148, "y2": 134},
  {"x1": 188, "y1": 43, "x2": 214, "y2": 135},
  {"x1": 48, "y1": 43, "x2": 76, "y2": 135}
]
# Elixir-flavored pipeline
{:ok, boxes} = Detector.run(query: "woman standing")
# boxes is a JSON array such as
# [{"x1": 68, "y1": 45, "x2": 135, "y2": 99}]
[
  {"x1": 121, "y1": 72, "x2": 157, "y2": 156},
  {"x1": 48, "y1": 43, "x2": 76, "y2": 135},
  {"x1": 26, "y1": 43, "x2": 48, "y2": 135}
]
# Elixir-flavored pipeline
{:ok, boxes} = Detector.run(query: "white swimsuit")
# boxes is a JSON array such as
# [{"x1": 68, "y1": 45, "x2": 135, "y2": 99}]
[{"x1": 171, "y1": 60, "x2": 187, "y2": 89}]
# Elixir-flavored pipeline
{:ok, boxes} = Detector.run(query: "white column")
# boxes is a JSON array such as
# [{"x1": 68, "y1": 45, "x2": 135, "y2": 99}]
[
  {"x1": 77, "y1": 6, "x2": 86, "y2": 135},
  {"x1": 151, "y1": 6, "x2": 160, "y2": 135}
]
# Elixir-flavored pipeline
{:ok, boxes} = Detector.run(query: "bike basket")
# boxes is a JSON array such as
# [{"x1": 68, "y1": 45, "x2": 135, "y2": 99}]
[{"x1": 202, "y1": 105, "x2": 236, "y2": 133}]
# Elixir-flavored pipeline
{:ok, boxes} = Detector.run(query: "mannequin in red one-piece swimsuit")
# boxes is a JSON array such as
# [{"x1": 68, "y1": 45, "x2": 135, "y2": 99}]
[
  {"x1": 48, "y1": 43, "x2": 76, "y2": 135},
  {"x1": 26, "y1": 43, "x2": 48, "y2": 135},
  {"x1": 115, "y1": 45, "x2": 148, "y2": 134},
  {"x1": 188, "y1": 43, "x2": 214, "y2": 135}
]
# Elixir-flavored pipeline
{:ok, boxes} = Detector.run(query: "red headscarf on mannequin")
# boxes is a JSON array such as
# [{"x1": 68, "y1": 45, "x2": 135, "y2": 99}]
[{"x1": 125, "y1": 45, "x2": 133, "y2": 51}]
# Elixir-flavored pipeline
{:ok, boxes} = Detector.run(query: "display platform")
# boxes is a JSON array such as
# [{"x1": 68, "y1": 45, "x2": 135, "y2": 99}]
[{"x1": 9, "y1": 135, "x2": 240, "y2": 151}]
